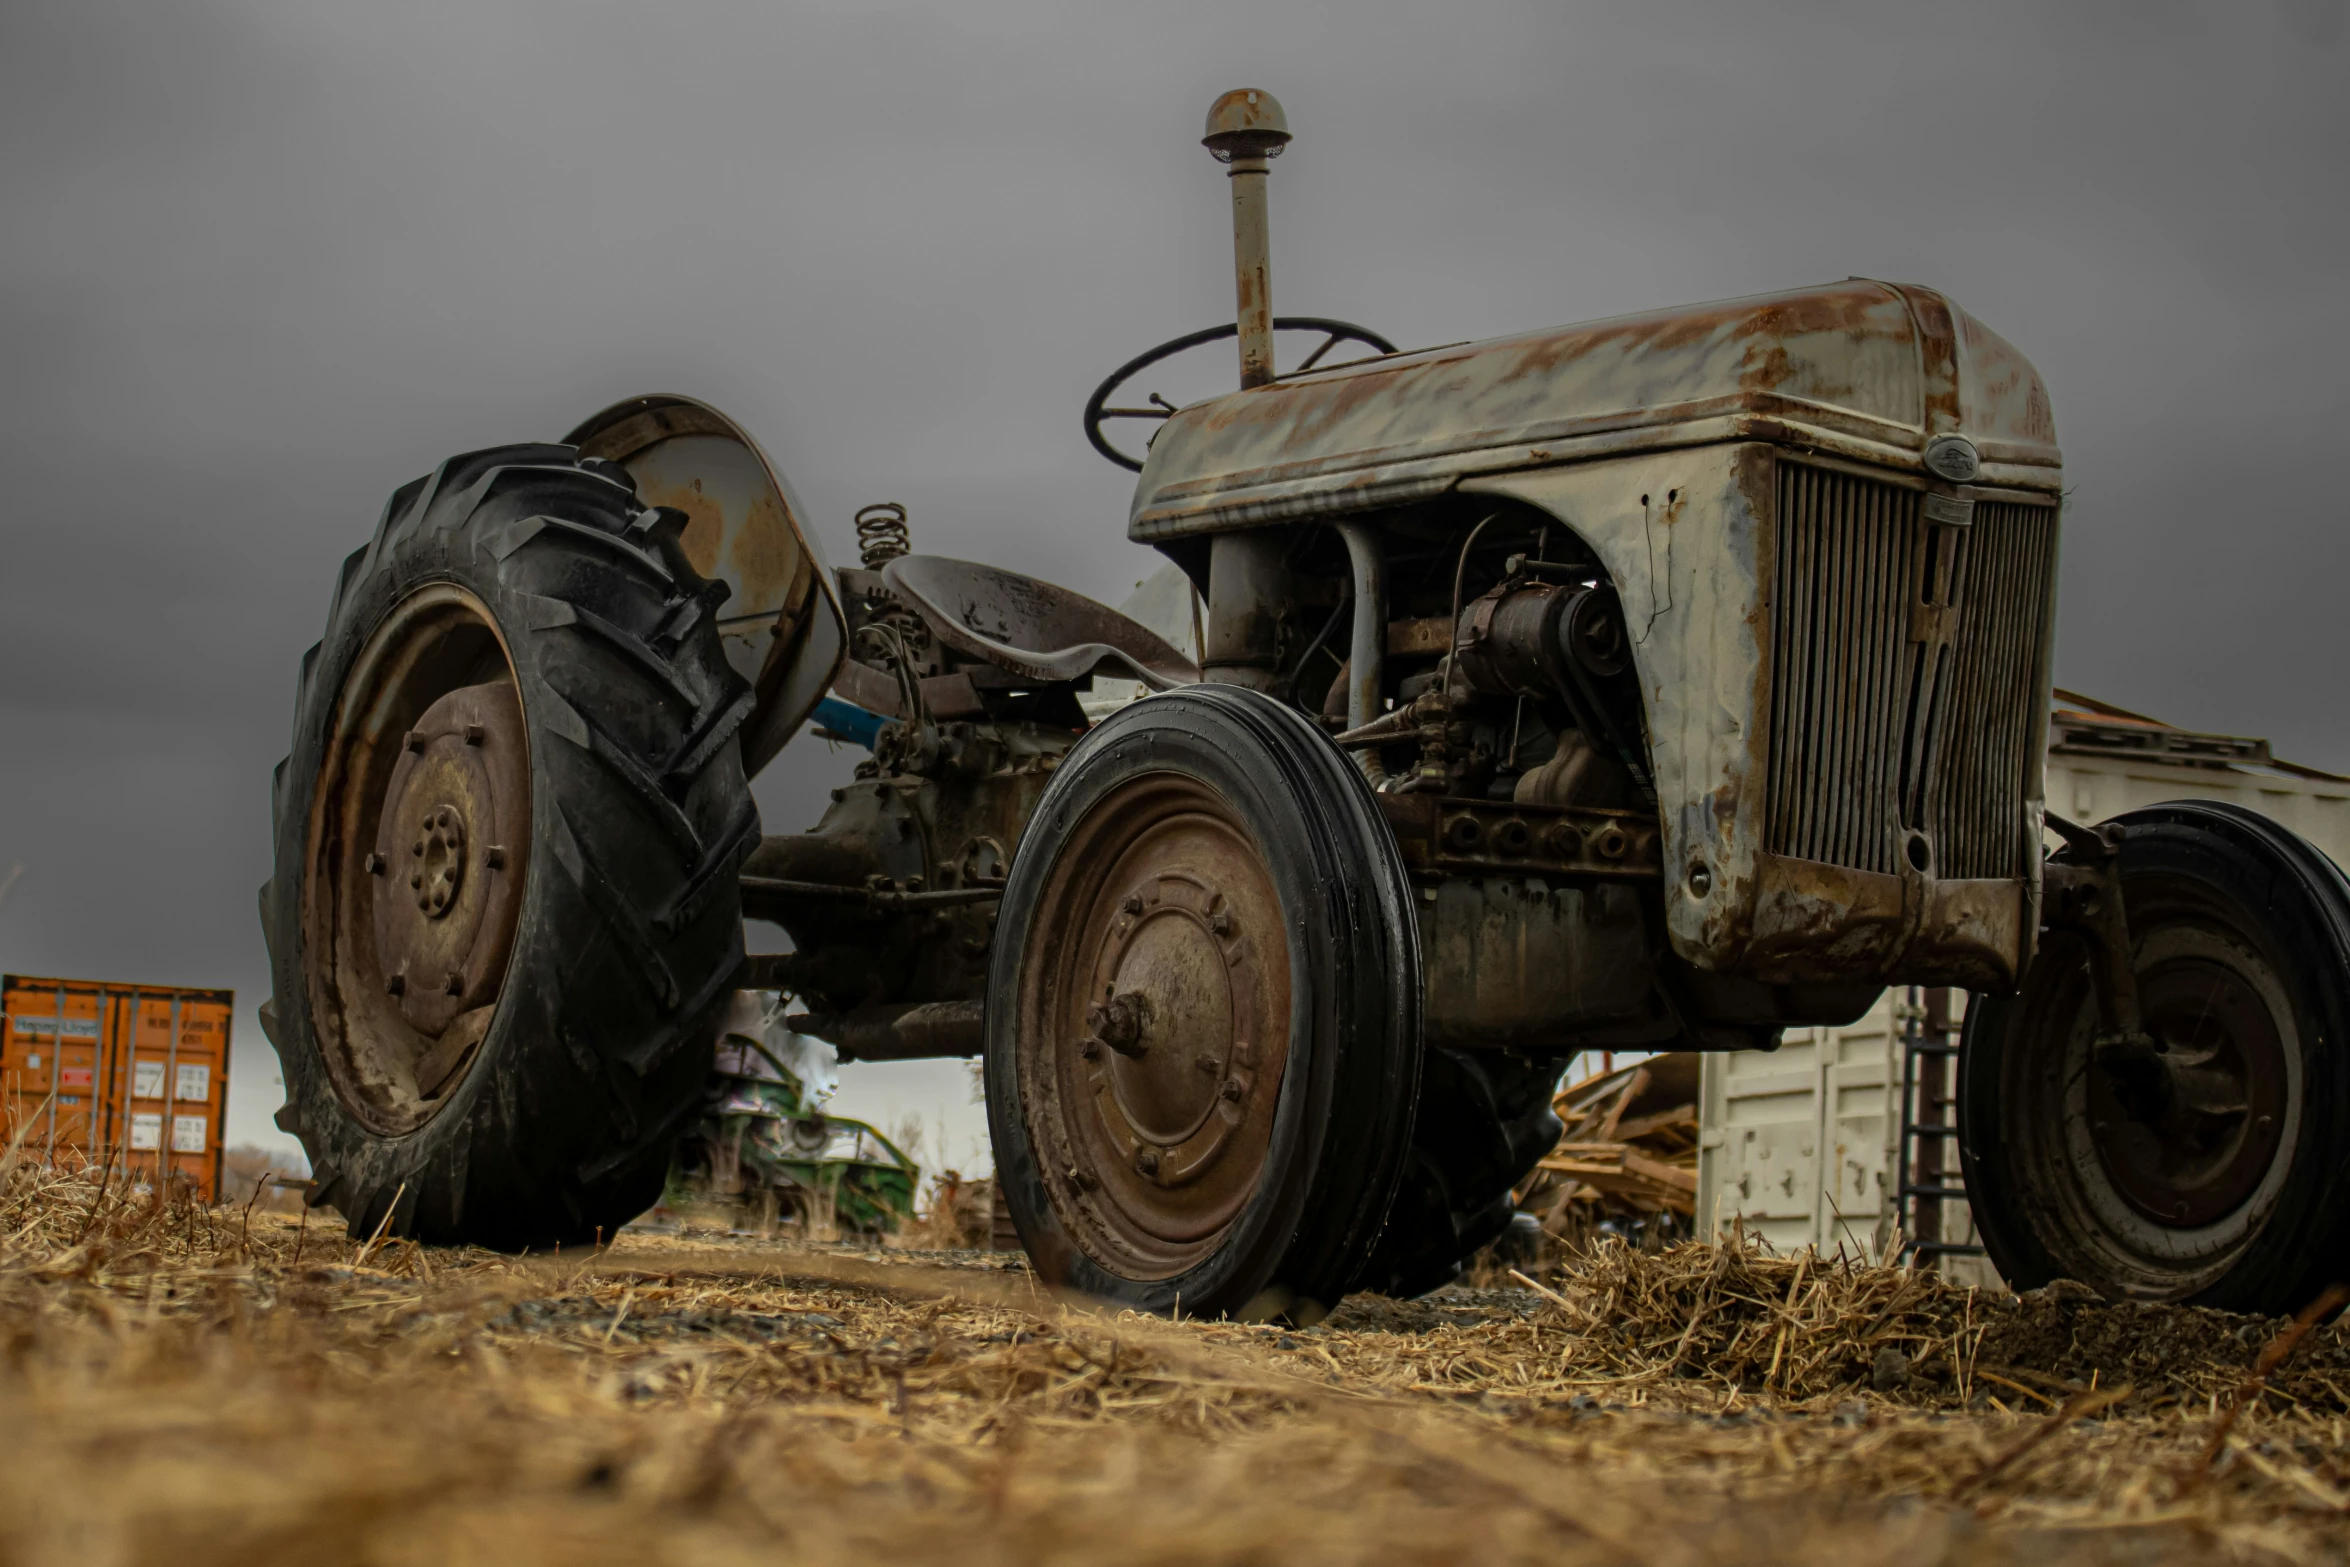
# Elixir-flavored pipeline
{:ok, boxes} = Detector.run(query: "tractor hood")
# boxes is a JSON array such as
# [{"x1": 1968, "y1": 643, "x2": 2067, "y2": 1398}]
[
  {"x1": 1127, "y1": 279, "x2": 2060, "y2": 541},
  {"x1": 566, "y1": 395, "x2": 846, "y2": 778}
]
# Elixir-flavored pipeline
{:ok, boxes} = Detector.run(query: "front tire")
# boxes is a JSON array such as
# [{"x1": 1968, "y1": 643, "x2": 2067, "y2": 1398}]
[
  {"x1": 260, "y1": 445, "x2": 760, "y2": 1247},
  {"x1": 1353, "y1": 1048, "x2": 1566, "y2": 1298},
  {"x1": 985, "y1": 684, "x2": 1422, "y2": 1319},
  {"x1": 1960, "y1": 801, "x2": 2350, "y2": 1307}
]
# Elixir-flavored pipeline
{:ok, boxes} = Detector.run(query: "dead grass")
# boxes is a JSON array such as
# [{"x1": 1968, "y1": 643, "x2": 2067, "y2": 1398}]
[{"x1": 2, "y1": 1150, "x2": 2346, "y2": 1566}]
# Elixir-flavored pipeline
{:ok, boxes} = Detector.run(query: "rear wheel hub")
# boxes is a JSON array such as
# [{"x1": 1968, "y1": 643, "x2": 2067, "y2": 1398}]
[
  {"x1": 369, "y1": 682, "x2": 529, "y2": 1037},
  {"x1": 306, "y1": 584, "x2": 533, "y2": 1134}
]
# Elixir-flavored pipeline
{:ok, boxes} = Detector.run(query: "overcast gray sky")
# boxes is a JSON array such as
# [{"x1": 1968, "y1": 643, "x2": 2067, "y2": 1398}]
[{"x1": 2, "y1": 0, "x2": 2344, "y2": 1166}]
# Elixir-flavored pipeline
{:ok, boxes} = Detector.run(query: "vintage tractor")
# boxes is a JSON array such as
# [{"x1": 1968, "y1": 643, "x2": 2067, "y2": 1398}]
[{"x1": 261, "y1": 90, "x2": 2350, "y2": 1315}]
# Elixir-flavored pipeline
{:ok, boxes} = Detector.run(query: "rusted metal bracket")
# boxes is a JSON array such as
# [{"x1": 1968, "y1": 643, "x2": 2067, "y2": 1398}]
[
  {"x1": 2041, "y1": 812, "x2": 2165, "y2": 1116},
  {"x1": 1377, "y1": 795, "x2": 1661, "y2": 881}
]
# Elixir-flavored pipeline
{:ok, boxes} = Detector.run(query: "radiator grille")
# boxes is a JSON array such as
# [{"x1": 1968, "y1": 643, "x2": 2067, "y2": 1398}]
[{"x1": 1765, "y1": 464, "x2": 2057, "y2": 881}]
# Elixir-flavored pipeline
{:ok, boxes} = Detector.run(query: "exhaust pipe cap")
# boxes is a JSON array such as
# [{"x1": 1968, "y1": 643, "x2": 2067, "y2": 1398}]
[{"x1": 1204, "y1": 89, "x2": 1291, "y2": 163}]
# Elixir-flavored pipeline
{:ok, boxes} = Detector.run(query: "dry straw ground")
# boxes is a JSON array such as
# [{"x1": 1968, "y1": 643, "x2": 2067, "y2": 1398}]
[{"x1": 4, "y1": 1152, "x2": 2348, "y2": 1566}]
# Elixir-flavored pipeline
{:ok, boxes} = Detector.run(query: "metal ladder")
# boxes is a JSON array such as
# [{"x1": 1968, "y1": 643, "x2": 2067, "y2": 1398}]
[{"x1": 1895, "y1": 986, "x2": 1984, "y2": 1267}]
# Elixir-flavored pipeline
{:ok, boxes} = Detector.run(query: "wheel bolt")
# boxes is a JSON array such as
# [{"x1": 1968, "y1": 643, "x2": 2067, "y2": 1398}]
[
  {"x1": 444, "y1": 971, "x2": 464, "y2": 995},
  {"x1": 1122, "y1": 895, "x2": 1144, "y2": 916},
  {"x1": 1134, "y1": 1149, "x2": 1159, "y2": 1177},
  {"x1": 386, "y1": 973, "x2": 406, "y2": 997},
  {"x1": 1221, "y1": 1078, "x2": 1243, "y2": 1101},
  {"x1": 404, "y1": 731, "x2": 425, "y2": 752},
  {"x1": 464, "y1": 723, "x2": 485, "y2": 745},
  {"x1": 1210, "y1": 911, "x2": 1232, "y2": 936},
  {"x1": 365, "y1": 852, "x2": 384, "y2": 875}
]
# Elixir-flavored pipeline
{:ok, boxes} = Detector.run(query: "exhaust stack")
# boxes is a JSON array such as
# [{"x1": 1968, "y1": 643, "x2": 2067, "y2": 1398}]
[{"x1": 1202, "y1": 89, "x2": 1291, "y2": 390}]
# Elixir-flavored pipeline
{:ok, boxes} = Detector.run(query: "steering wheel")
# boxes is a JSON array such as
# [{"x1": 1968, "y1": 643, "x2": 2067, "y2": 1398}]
[{"x1": 1083, "y1": 317, "x2": 1400, "y2": 472}]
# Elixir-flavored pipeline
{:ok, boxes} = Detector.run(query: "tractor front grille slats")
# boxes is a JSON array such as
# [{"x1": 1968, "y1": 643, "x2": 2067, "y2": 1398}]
[
  {"x1": 1929, "y1": 500, "x2": 2059, "y2": 878},
  {"x1": 1766, "y1": 466, "x2": 1917, "y2": 876},
  {"x1": 1765, "y1": 463, "x2": 2056, "y2": 882}
]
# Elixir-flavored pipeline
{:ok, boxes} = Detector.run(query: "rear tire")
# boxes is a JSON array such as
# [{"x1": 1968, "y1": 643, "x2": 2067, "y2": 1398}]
[
  {"x1": 986, "y1": 684, "x2": 1422, "y2": 1319},
  {"x1": 260, "y1": 445, "x2": 759, "y2": 1248},
  {"x1": 1960, "y1": 801, "x2": 2350, "y2": 1308}
]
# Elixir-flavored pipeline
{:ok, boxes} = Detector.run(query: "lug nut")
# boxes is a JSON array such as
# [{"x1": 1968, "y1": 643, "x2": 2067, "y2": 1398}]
[
  {"x1": 365, "y1": 852, "x2": 385, "y2": 875},
  {"x1": 1195, "y1": 1053, "x2": 1221, "y2": 1075},
  {"x1": 1121, "y1": 894, "x2": 1144, "y2": 916},
  {"x1": 1209, "y1": 911, "x2": 1232, "y2": 936},
  {"x1": 1134, "y1": 1149, "x2": 1160, "y2": 1177},
  {"x1": 386, "y1": 973, "x2": 406, "y2": 997},
  {"x1": 485, "y1": 846, "x2": 506, "y2": 869},
  {"x1": 404, "y1": 731, "x2": 426, "y2": 752},
  {"x1": 1079, "y1": 1038, "x2": 1103, "y2": 1061},
  {"x1": 1068, "y1": 1167, "x2": 1097, "y2": 1192},
  {"x1": 464, "y1": 723, "x2": 485, "y2": 745},
  {"x1": 1221, "y1": 1078, "x2": 1244, "y2": 1101},
  {"x1": 444, "y1": 971, "x2": 464, "y2": 995}
]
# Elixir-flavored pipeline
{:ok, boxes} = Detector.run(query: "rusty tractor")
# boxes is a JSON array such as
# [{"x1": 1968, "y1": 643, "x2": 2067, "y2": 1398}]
[{"x1": 261, "y1": 90, "x2": 2350, "y2": 1316}]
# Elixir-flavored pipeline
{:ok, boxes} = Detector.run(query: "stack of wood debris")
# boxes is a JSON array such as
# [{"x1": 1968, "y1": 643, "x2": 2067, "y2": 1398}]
[
  {"x1": 905, "y1": 1171, "x2": 1024, "y2": 1253},
  {"x1": 1517, "y1": 1052, "x2": 1700, "y2": 1237}
]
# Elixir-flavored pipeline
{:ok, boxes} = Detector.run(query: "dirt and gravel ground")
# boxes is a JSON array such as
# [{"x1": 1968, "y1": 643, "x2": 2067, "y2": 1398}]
[{"x1": 4, "y1": 1157, "x2": 2348, "y2": 1566}]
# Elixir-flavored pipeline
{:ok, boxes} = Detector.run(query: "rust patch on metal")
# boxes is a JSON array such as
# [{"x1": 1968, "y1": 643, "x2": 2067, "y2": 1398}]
[
  {"x1": 1384, "y1": 616, "x2": 1454, "y2": 657},
  {"x1": 1130, "y1": 280, "x2": 2062, "y2": 541},
  {"x1": 1740, "y1": 853, "x2": 2022, "y2": 991},
  {"x1": 1417, "y1": 876, "x2": 1657, "y2": 1052}
]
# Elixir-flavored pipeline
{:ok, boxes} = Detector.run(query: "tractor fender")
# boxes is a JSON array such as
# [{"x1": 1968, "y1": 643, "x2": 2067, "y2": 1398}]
[{"x1": 566, "y1": 394, "x2": 846, "y2": 777}]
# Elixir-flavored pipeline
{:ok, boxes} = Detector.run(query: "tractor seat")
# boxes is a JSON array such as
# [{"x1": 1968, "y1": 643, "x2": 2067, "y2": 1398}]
[{"x1": 882, "y1": 556, "x2": 1199, "y2": 691}]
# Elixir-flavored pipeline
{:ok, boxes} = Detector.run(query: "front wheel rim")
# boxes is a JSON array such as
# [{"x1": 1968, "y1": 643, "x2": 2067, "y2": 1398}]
[
  {"x1": 2007, "y1": 898, "x2": 2304, "y2": 1299},
  {"x1": 1015, "y1": 772, "x2": 1293, "y2": 1280}
]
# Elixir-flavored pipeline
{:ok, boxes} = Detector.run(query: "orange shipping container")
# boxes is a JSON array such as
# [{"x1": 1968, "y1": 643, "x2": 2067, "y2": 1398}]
[{"x1": 1, "y1": 975, "x2": 234, "y2": 1201}]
